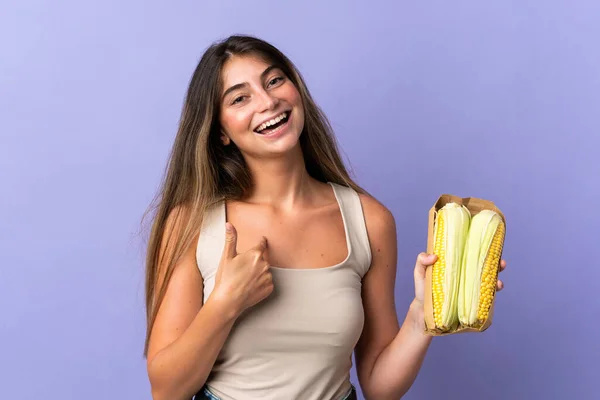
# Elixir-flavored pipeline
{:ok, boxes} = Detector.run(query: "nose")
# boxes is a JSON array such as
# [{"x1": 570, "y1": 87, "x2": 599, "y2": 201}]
[{"x1": 256, "y1": 88, "x2": 279, "y2": 112}]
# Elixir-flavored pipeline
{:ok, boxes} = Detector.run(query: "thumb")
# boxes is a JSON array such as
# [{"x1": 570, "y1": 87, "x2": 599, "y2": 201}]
[
  {"x1": 414, "y1": 252, "x2": 437, "y2": 281},
  {"x1": 223, "y1": 222, "x2": 238, "y2": 260},
  {"x1": 417, "y1": 252, "x2": 438, "y2": 268}
]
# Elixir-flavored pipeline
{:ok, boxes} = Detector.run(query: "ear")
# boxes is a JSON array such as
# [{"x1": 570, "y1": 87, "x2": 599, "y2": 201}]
[{"x1": 220, "y1": 131, "x2": 231, "y2": 146}]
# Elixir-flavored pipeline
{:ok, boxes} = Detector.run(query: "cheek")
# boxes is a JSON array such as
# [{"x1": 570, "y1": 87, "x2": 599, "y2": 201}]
[
  {"x1": 288, "y1": 89, "x2": 304, "y2": 119},
  {"x1": 286, "y1": 86, "x2": 302, "y2": 107},
  {"x1": 286, "y1": 88, "x2": 304, "y2": 123},
  {"x1": 221, "y1": 109, "x2": 253, "y2": 136}
]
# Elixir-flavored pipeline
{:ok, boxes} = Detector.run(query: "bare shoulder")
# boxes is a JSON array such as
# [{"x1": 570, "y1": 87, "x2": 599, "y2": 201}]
[
  {"x1": 162, "y1": 204, "x2": 194, "y2": 241},
  {"x1": 358, "y1": 192, "x2": 397, "y2": 243},
  {"x1": 356, "y1": 191, "x2": 398, "y2": 284}
]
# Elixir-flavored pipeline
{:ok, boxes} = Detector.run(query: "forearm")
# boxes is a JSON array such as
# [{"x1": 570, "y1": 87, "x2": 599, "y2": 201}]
[
  {"x1": 366, "y1": 299, "x2": 433, "y2": 399},
  {"x1": 147, "y1": 295, "x2": 239, "y2": 400}
]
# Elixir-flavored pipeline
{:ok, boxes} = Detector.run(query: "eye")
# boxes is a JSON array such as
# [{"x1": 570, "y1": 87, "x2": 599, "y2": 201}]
[
  {"x1": 231, "y1": 95, "x2": 246, "y2": 105},
  {"x1": 267, "y1": 76, "x2": 284, "y2": 87}
]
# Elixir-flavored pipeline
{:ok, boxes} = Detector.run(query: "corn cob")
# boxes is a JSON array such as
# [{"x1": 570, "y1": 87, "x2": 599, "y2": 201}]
[
  {"x1": 430, "y1": 202, "x2": 471, "y2": 332},
  {"x1": 458, "y1": 210, "x2": 506, "y2": 328}
]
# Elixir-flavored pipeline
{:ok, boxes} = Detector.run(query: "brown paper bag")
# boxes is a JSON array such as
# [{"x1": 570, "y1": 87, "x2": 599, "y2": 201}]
[{"x1": 423, "y1": 194, "x2": 506, "y2": 336}]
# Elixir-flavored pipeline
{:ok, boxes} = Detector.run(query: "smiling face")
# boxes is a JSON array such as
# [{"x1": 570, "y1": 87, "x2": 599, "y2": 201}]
[{"x1": 218, "y1": 54, "x2": 305, "y2": 158}]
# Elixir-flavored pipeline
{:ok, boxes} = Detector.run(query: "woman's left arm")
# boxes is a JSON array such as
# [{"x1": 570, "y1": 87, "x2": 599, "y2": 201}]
[{"x1": 354, "y1": 194, "x2": 505, "y2": 399}]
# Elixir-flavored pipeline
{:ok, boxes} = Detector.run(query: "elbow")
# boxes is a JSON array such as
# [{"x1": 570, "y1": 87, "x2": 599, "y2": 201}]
[
  {"x1": 362, "y1": 385, "x2": 411, "y2": 400},
  {"x1": 150, "y1": 383, "x2": 198, "y2": 400},
  {"x1": 147, "y1": 361, "x2": 174, "y2": 400},
  {"x1": 359, "y1": 375, "x2": 410, "y2": 400},
  {"x1": 150, "y1": 387, "x2": 165, "y2": 400},
  {"x1": 147, "y1": 373, "x2": 167, "y2": 400},
  {"x1": 148, "y1": 381, "x2": 182, "y2": 400},
  {"x1": 147, "y1": 359, "x2": 202, "y2": 400}
]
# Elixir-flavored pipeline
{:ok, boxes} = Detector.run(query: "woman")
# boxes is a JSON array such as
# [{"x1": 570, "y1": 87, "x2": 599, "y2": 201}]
[{"x1": 142, "y1": 35, "x2": 507, "y2": 400}]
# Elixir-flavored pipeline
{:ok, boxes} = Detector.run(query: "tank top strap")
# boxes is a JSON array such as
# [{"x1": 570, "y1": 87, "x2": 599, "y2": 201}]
[
  {"x1": 196, "y1": 200, "x2": 226, "y2": 285},
  {"x1": 328, "y1": 182, "x2": 373, "y2": 278}
]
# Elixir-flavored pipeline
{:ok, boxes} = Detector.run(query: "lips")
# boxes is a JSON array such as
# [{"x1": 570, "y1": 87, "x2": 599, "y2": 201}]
[
  {"x1": 253, "y1": 110, "x2": 292, "y2": 139},
  {"x1": 254, "y1": 111, "x2": 290, "y2": 134}
]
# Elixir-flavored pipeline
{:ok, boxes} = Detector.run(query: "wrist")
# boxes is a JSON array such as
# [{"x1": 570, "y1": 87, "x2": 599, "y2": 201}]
[
  {"x1": 207, "y1": 287, "x2": 242, "y2": 322},
  {"x1": 408, "y1": 298, "x2": 427, "y2": 333},
  {"x1": 411, "y1": 297, "x2": 424, "y2": 310}
]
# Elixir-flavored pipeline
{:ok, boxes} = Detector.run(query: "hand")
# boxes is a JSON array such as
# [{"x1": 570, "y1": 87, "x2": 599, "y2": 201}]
[
  {"x1": 413, "y1": 253, "x2": 438, "y2": 308},
  {"x1": 496, "y1": 259, "x2": 507, "y2": 291},
  {"x1": 212, "y1": 223, "x2": 274, "y2": 315},
  {"x1": 412, "y1": 253, "x2": 508, "y2": 308}
]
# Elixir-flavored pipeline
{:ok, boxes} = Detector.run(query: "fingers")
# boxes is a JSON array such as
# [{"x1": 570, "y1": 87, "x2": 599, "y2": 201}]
[
  {"x1": 223, "y1": 227, "x2": 269, "y2": 265},
  {"x1": 250, "y1": 236, "x2": 268, "y2": 262},
  {"x1": 260, "y1": 269, "x2": 273, "y2": 285},
  {"x1": 260, "y1": 271, "x2": 274, "y2": 298},
  {"x1": 497, "y1": 260, "x2": 506, "y2": 291},
  {"x1": 417, "y1": 252, "x2": 438, "y2": 267},
  {"x1": 260, "y1": 280, "x2": 275, "y2": 298},
  {"x1": 222, "y1": 223, "x2": 238, "y2": 260},
  {"x1": 257, "y1": 236, "x2": 268, "y2": 252},
  {"x1": 499, "y1": 259, "x2": 507, "y2": 272},
  {"x1": 255, "y1": 261, "x2": 274, "y2": 299},
  {"x1": 261, "y1": 262, "x2": 271, "y2": 274},
  {"x1": 414, "y1": 252, "x2": 437, "y2": 281}
]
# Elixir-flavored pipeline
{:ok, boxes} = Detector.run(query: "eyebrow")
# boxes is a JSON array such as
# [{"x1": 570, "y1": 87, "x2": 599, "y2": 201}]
[{"x1": 221, "y1": 65, "x2": 280, "y2": 102}]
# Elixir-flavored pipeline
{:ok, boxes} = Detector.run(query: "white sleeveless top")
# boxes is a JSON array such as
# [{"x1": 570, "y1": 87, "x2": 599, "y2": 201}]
[{"x1": 196, "y1": 182, "x2": 372, "y2": 400}]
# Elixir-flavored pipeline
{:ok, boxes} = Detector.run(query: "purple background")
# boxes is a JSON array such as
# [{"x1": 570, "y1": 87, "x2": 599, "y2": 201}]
[{"x1": 1, "y1": 1, "x2": 598, "y2": 399}]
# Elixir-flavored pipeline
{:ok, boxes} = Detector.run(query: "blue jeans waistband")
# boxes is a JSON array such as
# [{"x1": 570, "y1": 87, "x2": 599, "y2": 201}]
[{"x1": 193, "y1": 384, "x2": 357, "y2": 400}]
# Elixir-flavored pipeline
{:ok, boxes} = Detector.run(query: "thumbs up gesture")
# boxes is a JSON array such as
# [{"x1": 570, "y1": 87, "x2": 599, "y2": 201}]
[{"x1": 212, "y1": 223, "x2": 274, "y2": 316}]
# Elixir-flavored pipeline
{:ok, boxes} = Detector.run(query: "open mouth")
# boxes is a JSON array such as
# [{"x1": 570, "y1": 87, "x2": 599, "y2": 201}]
[{"x1": 254, "y1": 111, "x2": 290, "y2": 135}]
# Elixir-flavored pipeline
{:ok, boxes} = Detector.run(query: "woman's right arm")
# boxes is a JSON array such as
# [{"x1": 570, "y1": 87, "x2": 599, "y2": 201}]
[{"x1": 146, "y1": 212, "x2": 273, "y2": 400}]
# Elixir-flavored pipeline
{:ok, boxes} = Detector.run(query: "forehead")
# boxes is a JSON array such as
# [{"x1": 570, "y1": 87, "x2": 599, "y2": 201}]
[{"x1": 221, "y1": 54, "x2": 273, "y2": 87}]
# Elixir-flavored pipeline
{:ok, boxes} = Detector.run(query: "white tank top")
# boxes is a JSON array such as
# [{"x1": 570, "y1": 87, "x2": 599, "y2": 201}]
[{"x1": 196, "y1": 182, "x2": 372, "y2": 400}]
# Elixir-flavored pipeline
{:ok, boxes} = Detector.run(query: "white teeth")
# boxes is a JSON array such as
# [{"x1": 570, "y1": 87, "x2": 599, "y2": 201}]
[{"x1": 256, "y1": 112, "x2": 288, "y2": 132}]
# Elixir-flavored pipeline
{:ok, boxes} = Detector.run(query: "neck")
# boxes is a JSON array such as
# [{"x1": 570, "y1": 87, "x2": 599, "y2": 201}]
[{"x1": 243, "y1": 146, "x2": 314, "y2": 210}]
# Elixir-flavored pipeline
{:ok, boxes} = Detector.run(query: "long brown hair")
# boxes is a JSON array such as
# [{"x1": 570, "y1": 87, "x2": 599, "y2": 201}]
[{"x1": 142, "y1": 34, "x2": 367, "y2": 356}]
